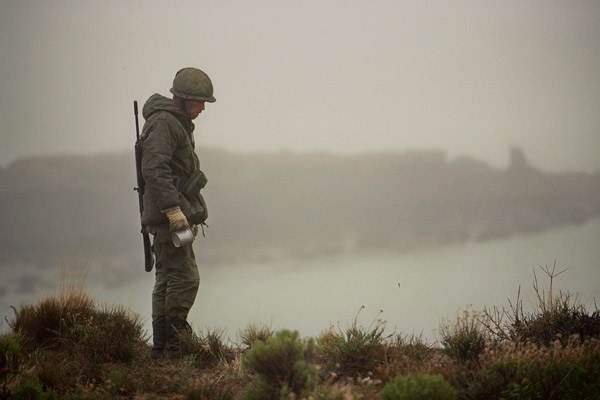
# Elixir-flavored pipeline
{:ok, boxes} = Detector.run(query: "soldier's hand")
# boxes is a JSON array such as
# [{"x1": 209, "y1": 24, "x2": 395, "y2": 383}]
[{"x1": 163, "y1": 206, "x2": 189, "y2": 232}]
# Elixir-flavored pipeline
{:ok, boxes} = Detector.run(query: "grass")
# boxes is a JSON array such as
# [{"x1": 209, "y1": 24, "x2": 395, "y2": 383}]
[
  {"x1": 317, "y1": 306, "x2": 390, "y2": 378},
  {"x1": 1, "y1": 263, "x2": 599, "y2": 399}
]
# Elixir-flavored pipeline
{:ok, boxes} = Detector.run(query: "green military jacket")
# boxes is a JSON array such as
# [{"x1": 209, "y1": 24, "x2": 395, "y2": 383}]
[{"x1": 140, "y1": 94, "x2": 207, "y2": 229}]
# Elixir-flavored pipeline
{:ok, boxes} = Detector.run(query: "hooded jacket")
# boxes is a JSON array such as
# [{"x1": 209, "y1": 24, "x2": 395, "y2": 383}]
[{"x1": 140, "y1": 94, "x2": 207, "y2": 228}]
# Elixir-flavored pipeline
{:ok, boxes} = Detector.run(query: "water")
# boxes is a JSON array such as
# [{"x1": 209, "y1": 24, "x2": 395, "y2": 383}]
[
  {"x1": 3, "y1": 218, "x2": 599, "y2": 342},
  {"x1": 193, "y1": 219, "x2": 599, "y2": 341}
]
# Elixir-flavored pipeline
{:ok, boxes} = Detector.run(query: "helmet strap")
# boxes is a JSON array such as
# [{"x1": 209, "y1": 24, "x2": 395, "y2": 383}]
[
  {"x1": 177, "y1": 97, "x2": 189, "y2": 114},
  {"x1": 173, "y1": 95, "x2": 186, "y2": 110}
]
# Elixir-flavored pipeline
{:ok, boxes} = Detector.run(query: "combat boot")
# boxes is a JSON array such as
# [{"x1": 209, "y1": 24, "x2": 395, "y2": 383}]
[
  {"x1": 151, "y1": 317, "x2": 167, "y2": 359},
  {"x1": 165, "y1": 319, "x2": 191, "y2": 359}
]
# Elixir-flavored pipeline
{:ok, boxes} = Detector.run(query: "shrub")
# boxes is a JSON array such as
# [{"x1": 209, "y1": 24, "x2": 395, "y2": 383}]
[
  {"x1": 515, "y1": 302, "x2": 600, "y2": 347},
  {"x1": 10, "y1": 377, "x2": 58, "y2": 400},
  {"x1": 74, "y1": 304, "x2": 146, "y2": 363},
  {"x1": 9, "y1": 288, "x2": 146, "y2": 392},
  {"x1": 380, "y1": 373, "x2": 457, "y2": 400},
  {"x1": 1, "y1": 333, "x2": 22, "y2": 399},
  {"x1": 11, "y1": 291, "x2": 95, "y2": 349},
  {"x1": 242, "y1": 329, "x2": 318, "y2": 399},
  {"x1": 392, "y1": 334, "x2": 437, "y2": 364},
  {"x1": 453, "y1": 337, "x2": 600, "y2": 400},
  {"x1": 439, "y1": 307, "x2": 488, "y2": 363},
  {"x1": 101, "y1": 369, "x2": 124, "y2": 395},
  {"x1": 11, "y1": 292, "x2": 145, "y2": 364},
  {"x1": 318, "y1": 307, "x2": 389, "y2": 377},
  {"x1": 376, "y1": 334, "x2": 440, "y2": 382},
  {"x1": 1, "y1": 333, "x2": 21, "y2": 376},
  {"x1": 482, "y1": 263, "x2": 600, "y2": 346}
]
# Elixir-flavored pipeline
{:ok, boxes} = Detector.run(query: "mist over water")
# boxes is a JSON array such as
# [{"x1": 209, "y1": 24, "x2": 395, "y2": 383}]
[
  {"x1": 70, "y1": 216, "x2": 600, "y2": 342},
  {"x1": 1, "y1": 149, "x2": 599, "y2": 342}
]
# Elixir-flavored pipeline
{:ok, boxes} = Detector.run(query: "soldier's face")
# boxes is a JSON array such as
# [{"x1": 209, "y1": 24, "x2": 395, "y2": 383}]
[{"x1": 185, "y1": 100, "x2": 205, "y2": 119}]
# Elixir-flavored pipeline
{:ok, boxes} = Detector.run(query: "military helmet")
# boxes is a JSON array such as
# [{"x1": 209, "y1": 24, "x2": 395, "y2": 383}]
[{"x1": 170, "y1": 67, "x2": 216, "y2": 103}]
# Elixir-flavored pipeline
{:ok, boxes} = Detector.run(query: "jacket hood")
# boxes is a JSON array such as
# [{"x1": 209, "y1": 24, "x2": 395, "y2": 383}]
[{"x1": 142, "y1": 93, "x2": 188, "y2": 121}]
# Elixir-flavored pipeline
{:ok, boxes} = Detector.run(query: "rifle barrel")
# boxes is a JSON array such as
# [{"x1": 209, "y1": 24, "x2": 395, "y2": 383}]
[
  {"x1": 133, "y1": 99, "x2": 154, "y2": 272},
  {"x1": 134, "y1": 100, "x2": 140, "y2": 140}
]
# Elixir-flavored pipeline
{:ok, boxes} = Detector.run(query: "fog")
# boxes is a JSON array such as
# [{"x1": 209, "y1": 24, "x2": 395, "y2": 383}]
[
  {"x1": 1, "y1": 0, "x2": 599, "y2": 171},
  {"x1": 1, "y1": 1, "x2": 600, "y2": 338},
  {"x1": 1, "y1": 149, "x2": 599, "y2": 337}
]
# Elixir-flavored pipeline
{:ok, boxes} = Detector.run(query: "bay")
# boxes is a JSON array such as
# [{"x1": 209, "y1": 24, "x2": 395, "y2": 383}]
[
  {"x1": 3, "y1": 217, "x2": 599, "y2": 342},
  {"x1": 198, "y1": 218, "x2": 600, "y2": 341},
  {"x1": 86, "y1": 217, "x2": 600, "y2": 342}
]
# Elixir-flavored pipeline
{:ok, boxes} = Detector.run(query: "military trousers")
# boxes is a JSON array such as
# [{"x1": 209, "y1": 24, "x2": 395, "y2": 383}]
[{"x1": 152, "y1": 238, "x2": 200, "y2": 323}]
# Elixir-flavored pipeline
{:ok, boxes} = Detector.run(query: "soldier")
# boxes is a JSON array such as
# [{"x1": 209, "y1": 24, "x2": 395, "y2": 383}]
[{"x1": 140, "y1": 67, "x2": 215, "y2": 359}]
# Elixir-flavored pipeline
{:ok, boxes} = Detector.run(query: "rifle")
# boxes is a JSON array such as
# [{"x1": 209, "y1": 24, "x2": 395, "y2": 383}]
[{"x1": 133, "y1": 100, "x2": 155, "y2": 272}]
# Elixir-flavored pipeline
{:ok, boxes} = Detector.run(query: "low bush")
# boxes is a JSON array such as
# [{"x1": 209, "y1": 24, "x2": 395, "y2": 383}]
[
  {"x1": 376, "y1": 334, "x2": 441, "y2": 383},
  {"x1": 380, "y1": 373, "x2": 457, "y2": 400},
  {"x1": 1, "y1": 333, "x2": 22, "y2": 399},
  {"x1": 9, "y1": 289, "x2": 146, "y2": 392},
  {"x1": 1, "y1": 333, "x2": 21, "y2": 376},
  {"x1": 74, "y1": 304, "x2": 146, "y2": 364},
  {"x1": 450, "y1": 336, "x2": 600, "y2": 399},
  {"x1": 482, "y1": 264, "x2": 600, "y2": 346},
  {"x1": 10, "y1": 377, "x2": 58, "y2": 400},
  {"x1": 11, "y1": 292, "x2": 145, "y2": 364},
  {"x1": 439, "y1": 307, "x2": 488, "y2": 363},
  {"x1": 242, "y1": 329, "x2": 318, "y2": 399},
  {"x1": 318, "y1": 307, "x2": 389, "y2": 377},
  {"x1": 11, "y1": 291, "x2": 95, "y2": 349},
  {"x1": 511, "y1": 288, "x2": 600, "y2": 346},
  {"x1": 101, "y1": 369, "x2": 124, "y2": 396}
]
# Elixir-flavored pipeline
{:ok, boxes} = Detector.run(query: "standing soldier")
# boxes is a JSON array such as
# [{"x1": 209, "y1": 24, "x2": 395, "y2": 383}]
[{"x1": 140, "y1": 67, "x2": 215, "y2": 359}]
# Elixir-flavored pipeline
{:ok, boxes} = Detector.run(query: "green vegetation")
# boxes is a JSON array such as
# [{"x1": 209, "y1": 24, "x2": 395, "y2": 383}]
[
  {"x1": 317, "y1": 307, "x2": 389, "y2": 378},
  {"x1": 380, "y1": 374, "x2": 457, "y2": 400},
  {"x1": 1, "y1": 264, "x2": 599, "y2": 399},
  {"x1": 439, "y1": 306, "x2": 489, "y2": 363},
  {"x1": 9, "y1": 377, "x2": 58, "y2": 400},
  {"x1": 241, "y1": 330, "x2": 318, "y2": 399}
]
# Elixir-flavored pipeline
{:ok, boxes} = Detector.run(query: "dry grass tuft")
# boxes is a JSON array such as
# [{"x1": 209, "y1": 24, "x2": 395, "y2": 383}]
[
  {"x1": 238, "y1": 322, "x2": 273, "y2": 349},
  {"x1": 179, "y1": 326, "x2": 236, "y2": 367},
  {"x1": 6, "y1": 265, "x2": 146, "y2": 393}
]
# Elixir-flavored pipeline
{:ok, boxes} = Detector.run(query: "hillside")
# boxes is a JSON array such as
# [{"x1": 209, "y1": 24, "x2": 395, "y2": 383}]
[
  {"x1": 2, "y1": 267, "x2": 599, "y2": 399},
  {"x1": 1, "y1": 147, "x2": 599, "y2": 272}
]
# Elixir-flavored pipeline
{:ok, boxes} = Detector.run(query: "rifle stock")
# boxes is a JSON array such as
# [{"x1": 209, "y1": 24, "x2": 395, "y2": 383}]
[{"x1": 133, "y1": 100, "x2": 155, "y2": 272}]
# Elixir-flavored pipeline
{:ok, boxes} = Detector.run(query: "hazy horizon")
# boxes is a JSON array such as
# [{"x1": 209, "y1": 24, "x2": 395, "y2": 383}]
[
  {"x1": 1, "y1": 0, "x2": 599, "y2": 171},
  {"x1": 1, "y1": 145, "x2": 599, "y2": 339}
]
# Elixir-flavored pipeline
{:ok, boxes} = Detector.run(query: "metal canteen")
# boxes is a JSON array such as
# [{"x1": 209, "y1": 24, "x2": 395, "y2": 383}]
[{"x1": 172, "y1": 227, "x2": 194, "y2": 247}]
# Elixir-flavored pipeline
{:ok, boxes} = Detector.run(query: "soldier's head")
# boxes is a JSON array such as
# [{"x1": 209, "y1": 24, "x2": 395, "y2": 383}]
[{"x1": 170, "y1": 67, "x2": 216, "y2": 119}]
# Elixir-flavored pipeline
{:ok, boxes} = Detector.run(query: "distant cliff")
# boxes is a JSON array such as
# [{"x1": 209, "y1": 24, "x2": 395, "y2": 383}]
[{"x1": 1, "y1": 147, "x2": 599, "y2": 270}]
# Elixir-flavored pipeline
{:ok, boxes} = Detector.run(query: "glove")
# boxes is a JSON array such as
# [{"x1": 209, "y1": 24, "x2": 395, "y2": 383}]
[
  {"x1": 192, "y1": 224, "x2": 199, "y2": 237},
  {"x1": 163, "y1": 206, "x2": 189, "y2": 232}
]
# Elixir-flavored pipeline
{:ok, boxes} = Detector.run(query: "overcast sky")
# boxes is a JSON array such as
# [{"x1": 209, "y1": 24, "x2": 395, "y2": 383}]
[{"x1": 1, "y1": 0, "x2": 599, "y2": 171}]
